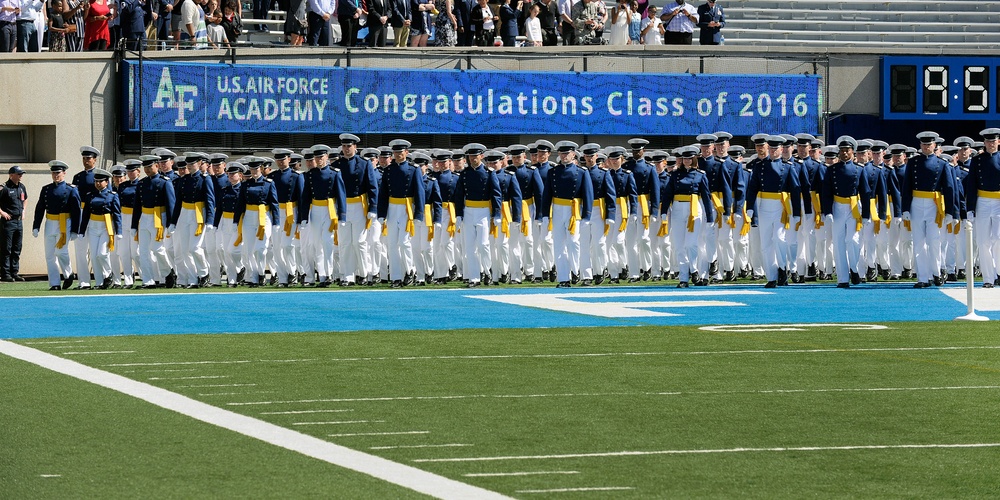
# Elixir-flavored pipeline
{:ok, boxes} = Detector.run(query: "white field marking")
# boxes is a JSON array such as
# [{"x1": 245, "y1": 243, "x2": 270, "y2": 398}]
[
  {"x1": 291, "y1": 420, "x2": 384, "y2": 426},
  {"x1": 261, "y1": 409, "x2": 354, "y2": 415},
  {"x1": 21, "y1": 340, "x2": 90, "y2": 345},
  {"x1": 198, "y1": 391, "x2": 275, "y2": 397},
  {"x1": 370, "y1": 444, "x2": 473, "y2": 450},
  {"x1": 62, "y1": 351, "x2": 137, "y2": 355},
  {"x1": 941, "y1": 288, "x2": 1000, "y2": 311},
  {"x1": 176, "y1": 383, "x2": 257, "y2": 388},
  {"x1": 329, "y1": 431, "x2": 430, "y2": 437},
  {"x1": 699, "y1": 323, "x2": 889, "y2": 332},
  {"x1": 135, "y1": 368, "x2": 200, "y2": 373},
  {"x1": 471, "y1": 291, "x2": 766, "y2": 318},
  {"x1": 39, "y1": 474, "x2": 62, "y2": 478},
  {"x1": 677, "y1": 346, "x2": 1000, "y2": 355},
  {"x1": 416, "y1": 443, "x2": 1000, "y2": 463},
  {"x1": 227, "y1": 385, "x2": 1000, "y2": 406},
  {"x1": 464, "y1": 471, "x2": 580, "y2": 478},
  {"x1": 517, "y1": 487, "x2": 635, "y2": 494},
  {"x1": 52, "y1": 345, "x2": 93, "y2": 349},
  {"x1": 103, "y1": 359, "x2": 314, "y2": 367},
  {"x1": 0, "y1": 340, "x2": 511, "y2": 500},
  {"x1": 148, "y1": 375, "x2": 230, "y2": 381}
]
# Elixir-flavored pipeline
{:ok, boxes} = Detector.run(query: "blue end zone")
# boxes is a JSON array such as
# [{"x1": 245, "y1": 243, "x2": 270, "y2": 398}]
[{"x1": 2, "y1": 284, "x2": 995, "y2": 339}]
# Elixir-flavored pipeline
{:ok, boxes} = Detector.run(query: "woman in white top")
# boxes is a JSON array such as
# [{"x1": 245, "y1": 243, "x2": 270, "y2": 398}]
[
  {"x1": 640, "y1": 4, "x2": 663, "y2": 45},
  {"x1": 525, "y1": 3, "x2": 542, "y2": 46},
  {"x1": 608, "y1": 0, "x2": 631, "y2": 45}
]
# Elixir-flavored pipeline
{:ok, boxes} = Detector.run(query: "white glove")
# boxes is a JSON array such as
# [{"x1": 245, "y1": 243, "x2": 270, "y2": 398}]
[
  {"x1": 944, "y1": 214, "x2": 954, "y2": 226},
  {"x1": 168, "y1": 224, "x2": 176, "y2": 235},
  {"x1": 130, "y1": 229, "x2": 137, "y2": 239},
  {"x1": 902, "y1": 211, "x2": 910, "y2": 221},
  {"x1": 746, "y1": 209, "x2": 754, "y2": 219},
  {"x1": 433, "y1": 222, "x2": 442, "y2": 230},
  {"x1": 542, "y1": 216, "x2": 550, "y2": 226},
  {"x1": 377, "y1": 217, "x2": 385, "y2": 225},
  {"x1": 300, "y1": 221, "x2": 309, "y2": 229},
  {"x1": 272, "y1": 225, "x2": 281, "y2": 232},
  {"x1": 650, "y1": 216, "x2": 658, "y2": 226},
  {"x1": 115, "y1": 233, "x2": 123, "y2": 240},
  {"x1": 629, "y1": 213, "x2": 638, "y2": 222},
  {"x1": 70, "y1": 233, "x2": 80, "y2": 241},
  {"x1": 605, "y1": 219, "x2": 614, "y2": 226},
  {"x1": 492, "y1": 218, "x2": 501, "y2": 227},
  {"x1": 893, "y1": 217, "x2": 902, "y2": 225},
  {"x1": 825, "y1": 214, "x2": 834, "y2": 224},
  {"x1": 32, "y1": 229, "x2": 39, "y2": 238},
  {"x1": 456, "y1": 216, "x2": 463, "y2": 225},
  {"x1": 967, "y1": 211, "x2": 975, "y2": 222},
  {"x1": 964, "y1": 219, "x2": 974, "y2": 230},
  {"x1": 206, "y1": 225, "x2": 215, "y2": 232},
  {"x1": 367, "y1": 212, "x2": 377, "y2": 220},
  {"x1": 339, "y1": 220, "x2": 348, "y2": 228}
]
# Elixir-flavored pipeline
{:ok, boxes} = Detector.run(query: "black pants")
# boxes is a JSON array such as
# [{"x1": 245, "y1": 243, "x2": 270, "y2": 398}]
[
  {"x1": 475, "y1": 27, "x2": 494, "y2": 46},
  {"x1": 366, "y1": 20, "x2": 387, "y2": 46},
  {"x1": 542, "y1": 28, "x2": 557, "y2": 46},
  {"x1": 664, "y1": 30, "x2": 692, "y2": 44},
  {"x1": 307, "y1": 11, "x2": 331, "y2": 46},
  {"x1": 560, "y1": 20, "x2": 575, "y2": 45},
  {"x1": 0, "y1": 219, "x2": 22, "y2": 278},
  {"x1": 338, "y1": 15, "x2": 359, "y2": 46}
]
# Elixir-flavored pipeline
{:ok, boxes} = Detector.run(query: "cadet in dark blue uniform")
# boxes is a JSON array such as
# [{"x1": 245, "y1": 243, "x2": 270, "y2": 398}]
[
  {"x1": 213, "y1": 163, "x2": 246, "y2": 287},
  {"x1": 821, "y1": 136, "x2": 873, "y2": 288},
  {"x1": 33, "y1": 161, "x2": 82, "y2": 290},
  {"x1": 533, "y1": 139, "x2": 557, "y2": 281},
  {"x1": 376, "y1": 139, "x2": 425, "y2": 288},
  {"x1": 508, "y1": 144, "x2": 543, "y2": 283},
  {"x1": 430, "y1": 149, "x2": 460, "y2": 283},
  {"x1": 169, "y1": 153, "x2": 216, "y2": 288},
  {"x1": 579, "y1": 143, "x2": 615, "y2": 286},
  {"x1": 967, "y1": 128, "x2": 1000, "y2": 287},
  {"x1": 696, "y1": 133, "x2": 731, "y2": 282},
  {"x1": 901, "y1": 131, "x2": 958, "y2": 287},
  {"x1": 604, "y1": 146, "x2": 637, "y2": 283},
  {"x1": 540, "y1": 141, "x2": 594, "y2": 288},
  {"x1": 240, "y1": 161, "x2": 279, "y2": 287},
  {"x1": 410, "y1": 152, "x2": 441, "y2": 285},
  {"x1": 727, "y1": 145, "x2": 753, "y2": 279},
  {"x1": 746, "y1": 135, "x2": 802, "y2": 287},
  {"x1": 79, "y1": 168, "x2": 121, "y2": 289},
  {"x1": 853, "y1": 140, "x2": 886, "y2": 282},
  {"x1": 795, "y1": 134, "x2": 824, "y2": 281},
  {"x1": 949, "y1": 137, "x2": 975, "y2": 280},
  {"x1": 454, "y1": 143, "x2": 501, "y2": 287},
  {"x1": 625, "y1": 137, "x2": 660, "y2": 281},
  {"x1": 71, "y1": 146, "x2": 100, "y2": 289},
  {"x1": 298, "y1": 144, "x2": 349, "y2": 287},
  {"x1": 488, "y1": 149, "x2": 522, "y2": 285},
  {"x1": 333, "y1": 134, "x2": 379, "y2": 286},
  {"x1": 202, "y1": 154, "x2": 230, "y2": 287},
  {"x1": 113, "y1": 161, "x2": 141, "y2": 288},
  {"x1": 661, "y1": 146, "x2": 714, "y2": 287},
  {"x1": 268, "y1": 148, "x2": 304, "y2": 287},
  {"x1": 132, "y1": 155, "x2": 175, "y2": 288}
]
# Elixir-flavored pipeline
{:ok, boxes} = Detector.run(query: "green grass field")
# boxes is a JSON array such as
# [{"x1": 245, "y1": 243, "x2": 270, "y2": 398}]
[{"x1": 4, "y1": 322, "x2": 1000, "y2": 498}]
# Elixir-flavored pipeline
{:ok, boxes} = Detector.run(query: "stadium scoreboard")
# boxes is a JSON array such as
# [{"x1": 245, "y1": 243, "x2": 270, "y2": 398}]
[{"x1": 882, "y1": 56, "x2": 1000, "y2": 120}]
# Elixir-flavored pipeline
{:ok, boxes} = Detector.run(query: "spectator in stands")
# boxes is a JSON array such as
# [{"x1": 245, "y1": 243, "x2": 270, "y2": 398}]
[
  {"x1": 153, "y1": 0, "x2": 171, "y2": 47},
  {"x1": 607, "y1": 0, "x2": 628, "y2": 45},
  {"x1": 204, "y1": 0, "x2": 226, "y2": 46},
  {"x1": 432, "y1": 0, "x2": 456, "y2": 46},
  {"x1": 365, "y1": 0, "x2": 387, "y2": 46},
  {"x1": 179, "y1": 0, "x2": 207, "y2": 47},
  {"x1": 309, "y1": 0, "x2": 334, "y2": 45},
  {"x1": 284, "y1": 0, "x2": 306, "y2": 44},
  {"x1": 639, "y1": 3, "x2": 660, "y2": 44},
  {"x1": 408, "y1": 0, "x2": 432, "y2": 46},
  {"x1": 118, "y1": 0, "x2": 150, "y2": 48},
  {"x1": 659, "y1": 0, "x2": 696, "y2": 44},
  {"x1": 454, "y1": 0, "x2": 472, "y2": 45},
  {"x1": 388, "y1": 0, "x2": 409, "y2": 46},
  {"x1": 557, "y1": 0, "x2": 575, "y2": 45},
  {"x1": 0, "y1": 0, "x2": 16, "y2": 53},
  {"x1": 338, "y1": 0, "x2": 361, "y2": 46},
  {"x1": 533, "y1": 0, "x2": 555, "y2": 45},
  {"x1": 83, "y1": 0, "x2": 113, "y2": 50},
  {"x1": 251, "y1": 0, "x2": 267, "y2": 31},
  {"x1": 220, "y1": 0, "x2": 240, "y2": 42},
  {"x1": 63, "y1": 0, "x2": 87, "y2": 50},
  {"x1": 524, "y1": 2, "x2": 540, "y2": 45},
  {"x1": 570, "y1": 0, "x2": 602, "y2": 44},
  {"x1": 16, "y1": 0, "x2": 43, "y2": 51},
  {"x1": 107, "y1": 0, "x2": 121, "y2": 44},
  {"x1": 696, "y1": 0, "x2": 722, "y2": 44},
  {"x1": 470, "y1": 0, "x2": 496, "y2": 46},
  {"x1": 499, "y1": 0, "x2": 519, "y2": 46},
  {"x1": 627, "y1": 0, "x2": 639, "y2": 43},
  {"x1": 48, "y1": 0, "x2": 71, "y2": 51}
]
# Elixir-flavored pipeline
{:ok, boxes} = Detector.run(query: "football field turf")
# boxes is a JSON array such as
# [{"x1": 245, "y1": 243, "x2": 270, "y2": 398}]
[{"x1": 3, "y1": 283, "x2": 1000, "y2": 498}]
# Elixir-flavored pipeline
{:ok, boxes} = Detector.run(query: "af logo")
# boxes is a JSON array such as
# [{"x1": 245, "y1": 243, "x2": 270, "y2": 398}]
[{"x1": 152, "y1": 67, "x2": 198, "y2": 127}]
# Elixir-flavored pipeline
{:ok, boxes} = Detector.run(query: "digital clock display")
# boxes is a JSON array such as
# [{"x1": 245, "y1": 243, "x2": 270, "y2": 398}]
[{"x1": 881, "y1": 56, "x2": 999, "y2": 119}]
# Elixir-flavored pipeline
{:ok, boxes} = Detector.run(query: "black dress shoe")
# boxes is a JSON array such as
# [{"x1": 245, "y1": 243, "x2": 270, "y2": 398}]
[
  {"x1": 723, "y1": 270, "x2": 734, "y2": 281},
  {"x1": 957, "y1": 270, "x2": 967, "y2": 280},
  {"x1": 13, "y1": 275, "x2": 25, "y2": 282},
  {"x1": 850, "y1": 271, "x2": 862, "y2": 285},
  {"x1": 466, "y1": 281, "x2": 480, "y2": 288},
  {"x1": 641, "y1": 269, "x2": 651, "y2": 281},
  {"x1": 764, "y1": 281, "x2": 777, "y2": 288},
  {"x1": 777, "y1": 269, "x2": 788, "y2": 286},
  {"x1": 866, "y1": 267, "x2": 877, "y2": 282},
  {"x1": 983, "y1": 282, "x2": 994, "y2": 289},
  {"x1": 694, "y1": 279, "x2": 708, "y2": 286},
  {"x1": 594, "y1": 275, "x2": 605, "y2": 285},
  {"x1": 556, "y1": 281, "x2": 571, "y2": 288},
  {"x1": 609, "y1": 278, "x2": 620, "y2": 284},
  {"x1": 836, "y1": 282, "x2": 850, "y2": 289},
  {"x1": 390, "y1": 280, "x2": 403, "y2": 288},
  {"x1": 580, "y1": 279, "x2": 593, "y2": 286},
  {"x1": 100, "y1": 277, "x2": 113, "y2": 290},
  {"x1": 914, "y1": 281, "x2": 931, "y2": 289},
  {"x1": 946, "y1": 273, "x2": 957, "y2": 282},
  {"x1": 570, "y1": 272, "x2": 579, "y2": 285},
  {"x1": 902, "y1": 269, "x2": 913, "y2": 279},
  {"x1": 933, "y1": 275, "x2": 943, "y2": 286},
  {"x1": 49, "y1": 285, "x2": 61, "y2": 291},
  {"x1": 62, "y1": 275, "x2": 74, "y2": 290},
  {"x1": 676, "y1": 281, "x2": 689, "y2": 288}
]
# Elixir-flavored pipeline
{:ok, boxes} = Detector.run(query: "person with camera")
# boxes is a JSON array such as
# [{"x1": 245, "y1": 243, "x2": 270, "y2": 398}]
[
  {"x1": 570, "y1": 0, "x2": 602, "y2": 45},
  {"x1": 696, "y1": 0, "x2": 723, "y2": 45},
  {"x1": 659, "y1": 0, "x2": 697, "y2": 45},
  {"x1": 607, "y1": 0, "x2": 629, "y2": 45}
]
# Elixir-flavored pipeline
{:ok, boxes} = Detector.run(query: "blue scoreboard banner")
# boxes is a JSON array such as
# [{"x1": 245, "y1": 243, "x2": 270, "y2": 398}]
[
  {"x1": 881, "y1": 55, "x2": 1000, "y2": 120},
  {"x1": 122, "y1": 60, "x2": 822, "y2": 135}
]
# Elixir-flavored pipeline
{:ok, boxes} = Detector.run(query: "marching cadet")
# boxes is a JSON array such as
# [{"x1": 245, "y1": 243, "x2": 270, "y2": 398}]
[
  {"x1": 508, "y1": 144, "x2": 543, "y2": 284},
  {"x1": 112, "y1": 163, "x2": 140, "y2": 288},
  {"x1": 240, "y1": 159, "x2": 279, "y2": 287},
  {"x1": 487, "y1": 149, "x2": 522, "y2": 285},
  {"x1": 376, "y1": 139, "x2": 425, "y2": 288},
  {"x1": 870, "y1": 141, "x2": 896, "y2": 281},
  {"x1": 883, "y1": 144, "x2": 907, "y2": 280},
  {"x1": 453, "y1": 143, "x2": 500, "y2": 287},
  {"x1": 533, "y1": 139, "x2": 556, "y2": 282},
  {"x1": 33, "y1": 161, "x2": 82, "y2": 290},
  {"x1": 779, "y1": 135, "x2": 811, "y2": 283},
  {"x1": 625, "y1": 137, "x2": 659, "y2": 282},
  {"x1": 901, "y1": 131, "x2": 958, "y2": 288},
  {"x1": 605, "y1": 146, "x2": 637, "y2": 283},
  {"x1": 853, "y1": 140, "x2": 885, "y2": 282},
  {"x1": 428, "y1": 151, "x2": 455, "y2": 285},
  {"x1": 579, "y1": 143, "x2": 615, "y2": 286},
  {"x1": 204, "y1": 154, "x2": 229, "y2": 287},
  {"x1": 299, "y1": 144, "x2": 348, "y2": 287},
  {"x1": 411, "y1": 152, "x2": 441, "y2": 285},
  {"x1": 714, "y1": 131, "x2": 738, "y2": 281},
  {"x1": 170, "y1": 152, "x2": 215, "y2": 288},
  {"x1": 132, "y1": 154, "x2": 175, "y2": 289},
  {"x1": 727, "y1": 145, "x2": 752, "y2": 279},
  {"x1": 540, "y1": 141, "x2": 594, "y2": 288},
  {"x1": 71, "y1": 146, "x2": 100, "y2": 289},
  {"x1": 696, "y1": 133, "x2": 730, "y2": 283},
  {"x1": 794, "y1": 133, "x2": 821, "y2": 282},
  {"x1": 269, "y1": 148, "x2": 304, "y2": 288},
  {"x1": 814, "y1": 146, "x2": 839, "y2": 280},
  {"x1": 152, "y1": 148, "x2": 179, "y2": 288},
  {"x1": 951, "y1": 136, "x2": 974, "y2": 280},
  {"x1": 821, "y1": 136, "x2": 872, "y2": 288},
  {"x1": 333, "y1": 134, "x2": 379, "y2": 286},
  {"x1": 968, "y1": 128, "x2": 1000, "y2": 288},
  {"x1": 660, "y1": 146, "x2": 714, "y2": 287},
  {"x1": 78, "y1": 168, "x2": 122, "y2": 290},
  {"x1": 652, "y1": 150, "x2": 672, "y2": 281},
  {"x1": 213, "y1": 163, "x2": 246, "y2": 287},
  {"x1": 373, "y1": 146, "x2": 393, "y2": 283},
  {"x1": 746, "y1": 135, "x2": 802, "y2": 288}
]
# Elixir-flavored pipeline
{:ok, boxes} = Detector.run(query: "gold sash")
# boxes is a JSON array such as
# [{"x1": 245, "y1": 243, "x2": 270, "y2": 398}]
[
  {"x1": 617, "y1": 197, "x2": 629, "y2": 233},
  {"x1": 913, "y1": 190, "x2": 945, "y2": 227},
  {"x1": 47, "y1": 213, "x2": 69, "y2": 249},
  {"x1": 142, "y1": 206, "x2": 165, "y2": 242},
  {"x1": 389, "y1": 197, "x2": 415, "y2": 236},
  {"x1": 834, "y1": 195, "x2": 863, "y2": 232},
  {"x1": 553, "y1": 197, "x2": 580, "y2": 235},
  {"x1": 181, "y1": 201, "x2": 206, "y2": 236}
]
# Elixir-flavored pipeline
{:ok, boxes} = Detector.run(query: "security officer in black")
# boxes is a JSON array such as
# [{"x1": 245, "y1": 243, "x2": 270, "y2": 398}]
[{"x1": 0, "y1": 166, "x2": 28, "y2": 281}]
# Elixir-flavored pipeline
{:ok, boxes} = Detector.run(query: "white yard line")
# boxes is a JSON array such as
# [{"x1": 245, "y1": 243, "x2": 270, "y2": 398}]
[
  {"x1": 148, "y1": 375, "x2": 230, "y2": 381},
  {"x1": 0, "y1": 340, "x2": 510, "y2": 500},
  {"x1": 21, "y1": 340, "x2": 90, "y2": 345},
  {"x1": 330, "y1": 431, "x2": 430, "y2": 437},
  {"x1": 176, "y1": 383, "x2": 258, "y2": 388},
  {"x1": 63, "y1": 351, "x2": 136, "y2": 355},
  {"x1": 464, "y1": 471, "x2": 580, "y2": 477},
  {"x1": 415, "y1": 443, "x2": 1000, "y2": 463},
  {"x1": 261, "y1": 409, "x2": 354, "y2": 415},
  {"x1": 198, "y1": 391, "x2": 275, "y2": 397},
  {"x1": 370, "y1": 444, "x2": 473, "y2": 450},
  {"x1": 517, "y1": 487, "x2": 634, "y2": 493},
  {"x1": 227, "y1": 385, "x2": 1000, "y2": 406},
  {"x1": 38, "y1": 474, "x2": 63, "y2": 478},
  {"x1": 291, "y1": 420, "x2": 384, "y2": 426},
  {"x1": 103, "y1": 359, "x2": 313, "y2": 367}
]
